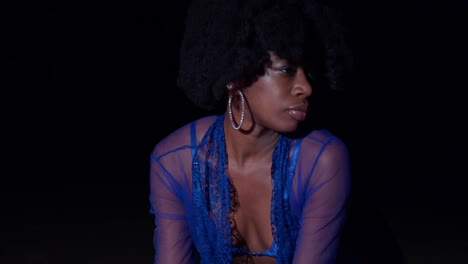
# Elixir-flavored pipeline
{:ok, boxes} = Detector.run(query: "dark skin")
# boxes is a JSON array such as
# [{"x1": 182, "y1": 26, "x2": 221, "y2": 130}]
[{"x1": 224, "y1": 52, "x2": 312, "y2": 263}]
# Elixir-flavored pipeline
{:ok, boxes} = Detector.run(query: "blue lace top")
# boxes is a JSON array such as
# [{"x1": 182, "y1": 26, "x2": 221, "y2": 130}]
[{"x1": 149, "y1": 115, "x2": 351, "y2": 263}]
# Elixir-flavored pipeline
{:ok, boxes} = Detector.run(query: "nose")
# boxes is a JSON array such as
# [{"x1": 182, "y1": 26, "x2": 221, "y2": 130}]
[{"x1": 292, "y1": 67, "x2": 312, "y2": 97}]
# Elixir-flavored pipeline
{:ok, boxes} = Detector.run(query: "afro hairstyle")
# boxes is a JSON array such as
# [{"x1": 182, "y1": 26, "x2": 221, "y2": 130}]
[{"x1": 177, "y1": 0, "x2": 353, "y2": 111}]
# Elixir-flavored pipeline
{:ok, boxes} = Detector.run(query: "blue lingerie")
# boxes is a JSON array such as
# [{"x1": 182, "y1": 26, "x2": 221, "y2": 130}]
[{"x1": 149, "y1": 114, "x2": 351, "y2": 263}]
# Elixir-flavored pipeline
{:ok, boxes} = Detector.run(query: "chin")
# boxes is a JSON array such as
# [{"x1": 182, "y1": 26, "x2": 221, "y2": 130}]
[{"x1": 277, "y1": 123, "x2": 300, "y2": 134}]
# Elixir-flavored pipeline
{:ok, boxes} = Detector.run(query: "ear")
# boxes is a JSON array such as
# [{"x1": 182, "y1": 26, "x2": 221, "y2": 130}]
[
  {"x1": 226, "y1": 82, "x2": 235, "y2": 91},
  {"x1": 226, "y1": 82, "x2": 238, "y2": 97}
]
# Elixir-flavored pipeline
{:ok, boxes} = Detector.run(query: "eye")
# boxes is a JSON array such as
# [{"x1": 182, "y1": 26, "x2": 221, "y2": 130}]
[
  {"x1": 306, "y1": 70, "x2": 315, "y2": 80},
  {"x1": 278, "y1": 66, "x2": 297, "y2": 76},
  {"x1": 304, "y1": 66, "x2": 316, "y2": 81}
]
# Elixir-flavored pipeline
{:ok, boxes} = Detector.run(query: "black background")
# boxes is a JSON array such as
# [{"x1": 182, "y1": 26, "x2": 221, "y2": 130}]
[{"x1": 3, "y1": 0, "x2": 467, "y2": 263}]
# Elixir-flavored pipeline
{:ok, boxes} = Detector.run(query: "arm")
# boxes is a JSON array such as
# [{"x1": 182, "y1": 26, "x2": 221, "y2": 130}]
[
  {"x1": 293, "y1": 138, "x2": 351, "y2": 264},
  {"x1": 149, "y1": 154, "x2": 195, "y2": 264}
]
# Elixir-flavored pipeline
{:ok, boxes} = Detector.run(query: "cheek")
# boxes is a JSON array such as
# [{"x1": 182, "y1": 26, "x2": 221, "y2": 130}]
[
  {"x1": 250, "y1": 96, "x2": 284, "y2": 121},
  {"x1": 243, "y1": 82, "x2": 288, "y2": 112},
  {"x1": 248, "y1": 90, "x2": 274, "y2": 105}
]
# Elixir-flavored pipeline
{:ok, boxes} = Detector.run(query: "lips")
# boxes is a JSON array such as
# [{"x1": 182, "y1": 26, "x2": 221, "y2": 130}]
[
  {"x1": 288, "y1": 104, "x2": 308, "y2": 121},
  {"x1": 288, "y1": 109, "x2": 307, "y2": 121}
]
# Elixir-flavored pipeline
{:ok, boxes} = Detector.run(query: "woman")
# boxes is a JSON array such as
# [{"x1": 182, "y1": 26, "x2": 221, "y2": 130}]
[{"x1": 149, "y1": 0, "x2": 352, "y2": 263}]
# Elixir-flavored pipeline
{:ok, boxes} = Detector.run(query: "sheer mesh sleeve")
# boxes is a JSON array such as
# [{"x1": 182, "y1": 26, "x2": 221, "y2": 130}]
[
  {"x1": 293, "y1": 135, "x2": 351, "y2": 264},
  {"x1": 149, "y1": 147, "x2": 195, "y2": 264},
  {"x1": 148, "y1": 116, "x2": 219, "y2": 263}
]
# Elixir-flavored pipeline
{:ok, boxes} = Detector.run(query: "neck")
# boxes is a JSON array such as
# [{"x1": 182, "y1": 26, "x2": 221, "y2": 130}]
[{"x1": 223, "y1": 115, "x2": 279, "y2": 169}]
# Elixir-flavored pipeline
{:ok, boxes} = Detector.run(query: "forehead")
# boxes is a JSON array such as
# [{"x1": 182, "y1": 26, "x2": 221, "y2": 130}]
[
  {"x1": 268, "y1": 51, "x2": 291, "y2": 65},
  {"x1": 267, "y1": 51, "x2": 312, "y2": 69}
]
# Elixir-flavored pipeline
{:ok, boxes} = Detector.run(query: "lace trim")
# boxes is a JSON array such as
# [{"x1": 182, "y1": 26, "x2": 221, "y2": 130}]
[
  {"x1": 228, "y1": 175, "x2": 254, "y2": 263},
  {"x1": 191, "y1": 114, "x2": 300, "y2": 263}
]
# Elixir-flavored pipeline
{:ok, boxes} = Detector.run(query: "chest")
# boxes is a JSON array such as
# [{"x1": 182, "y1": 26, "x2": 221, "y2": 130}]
[{"x1": 229, "y1": 167, "x2": 274, "y2": 252}]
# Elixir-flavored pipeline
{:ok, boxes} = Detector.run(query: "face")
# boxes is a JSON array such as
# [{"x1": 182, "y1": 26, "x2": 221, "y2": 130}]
[{"x1": 241, "y1": 52, "x2": 312, "y2": 133}]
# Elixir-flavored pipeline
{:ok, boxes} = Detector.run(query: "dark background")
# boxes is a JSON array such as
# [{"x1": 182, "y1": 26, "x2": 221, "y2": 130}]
[{"x1": 3, "y1": 0, "x2": 467, "y2": 263}]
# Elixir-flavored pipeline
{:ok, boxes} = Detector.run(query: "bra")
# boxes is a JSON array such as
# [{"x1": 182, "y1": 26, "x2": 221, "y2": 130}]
[{"x1": 231, "y1": 239, "x2": 278, "y2": 257}]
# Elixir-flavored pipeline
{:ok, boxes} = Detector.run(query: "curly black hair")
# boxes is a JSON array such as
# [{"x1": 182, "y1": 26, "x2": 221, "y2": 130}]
[{"x1": 177, "y1": 0, "x2": 352, "y2": 111}]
